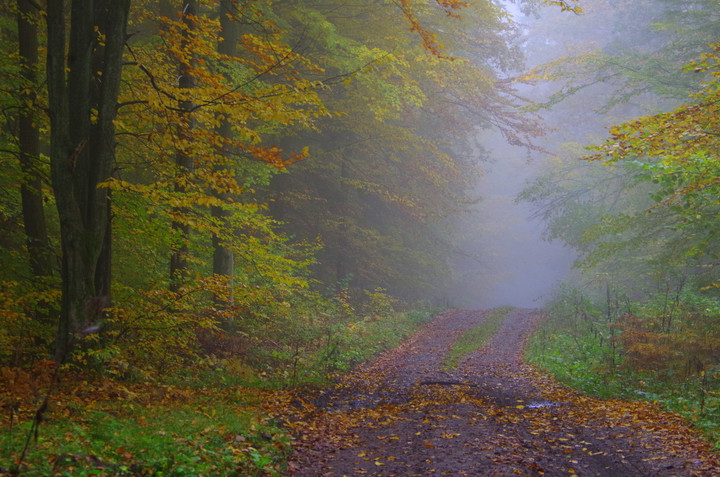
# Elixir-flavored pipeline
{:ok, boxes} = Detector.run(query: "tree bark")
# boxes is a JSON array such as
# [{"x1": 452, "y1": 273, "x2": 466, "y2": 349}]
[
  {"x1": 17, "y1": 0, "x2": 53, "y2": 278},
  {"x1": 47, "y1": 0, "x2": 130, "y2": 362},
  {"x1": 169, "y1": 1, "x2": 198, "y2": 293},
  {"x1": 211, "y1": 0, "x2": 239, "y2": 295}
]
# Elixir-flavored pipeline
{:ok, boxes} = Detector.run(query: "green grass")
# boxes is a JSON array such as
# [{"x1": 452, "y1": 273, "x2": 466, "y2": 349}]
[
  {"x1": 1, "y1": 402, "x2": 291, "y2": 477},
  {"x1": 1, "y1": 308, "x2": 438, "y2": 476},
  {"x1": 311, "y1": 309, "x2": 436, "y2": 377},
  {"x1": 525, "y1": 330, "x2": 631, "y2": 398},
  {"x1": 443, "y1": 306, "x2": 514, "y2": 368},
  {"x1": 526, "y1": 321, "x2": 720, "y2": 449}
]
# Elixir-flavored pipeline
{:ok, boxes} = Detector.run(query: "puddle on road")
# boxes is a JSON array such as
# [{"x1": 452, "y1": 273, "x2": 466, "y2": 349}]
[
  {"x1": 505, "y1": 399, "x2": 561, "y2": 410},
  {"x1": 524, "y1": 400, "x2": 559, "y2": 409}
]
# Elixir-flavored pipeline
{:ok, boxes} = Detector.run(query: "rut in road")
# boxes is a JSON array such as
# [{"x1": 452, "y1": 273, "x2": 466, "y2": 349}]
[{"x1": 286, "y1": 308, "x2": 720, "y2": 476}]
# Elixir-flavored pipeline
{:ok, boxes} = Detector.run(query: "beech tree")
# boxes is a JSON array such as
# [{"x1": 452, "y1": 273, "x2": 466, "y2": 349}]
[
  {"x1": 17, "y1": 0, "x2": 52, "y2": 279},
  {"x1": 168, "y1": 0, "x2": 198, "y2": 292},
  {"x1": 520, "y1": 0, "x2": 720, "y2": 289},
  {"x1": 0, "y1": 0, "x2": 586, "y2": 369},
  {"x1": 264, "y1": 0, "x2": 540, "y2": 301},
  {"x1": 584, "y1": 43, "x2": 720, "y2": 288},
  {"x1": 46, "y1": 0, "x2": 131, "y2": 361},
  {"x1": 211, "y1": 0, "x2": 239, "y2": 284}
]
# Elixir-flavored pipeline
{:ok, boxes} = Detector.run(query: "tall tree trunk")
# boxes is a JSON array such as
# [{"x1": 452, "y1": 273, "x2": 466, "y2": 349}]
[
  {"x1": 335, "y1": 159, "x2": 350, "y2": 284},
  {"x1": 169, "y1": 1, "x2": 198, "y2": 293},
  {"x1": 17, "y1": 0, "x2": 53, "y2": 278},
  {"x1": 47, "y1": 0, "x2": 130, "y2": 362},
  {"x1": 210, "y1": 0, "x2": 239, "y2": 300}
]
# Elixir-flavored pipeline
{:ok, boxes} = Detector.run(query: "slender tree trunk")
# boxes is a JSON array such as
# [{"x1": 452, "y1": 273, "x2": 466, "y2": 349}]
[
  {"x1": 335, "y1": 159, "x2": 350, "y2": 284},
  {"x1": 169, "y1": 1, "x2": 198, "y2": 293},
  {"x1": 17, "y1": 0, "x2": 53, "y2": 278},
  {"x1": 210, "y1": 0, "x2": 238, "y2": 300},
  {"x1": 47, "y1": 0, "x2": 130, "y2": 362}
]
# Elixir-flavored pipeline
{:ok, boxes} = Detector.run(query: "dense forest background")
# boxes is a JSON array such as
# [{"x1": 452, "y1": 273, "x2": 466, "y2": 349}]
[
  {"x1": 1, "y1": 0, "x2": 550, "y2": 375},
  {"x1": 517, "y1": 0, "x2": 720, "y2": 445},
  {"x1": 2, "y1": 0, "x2": 720, "y2": 473}
]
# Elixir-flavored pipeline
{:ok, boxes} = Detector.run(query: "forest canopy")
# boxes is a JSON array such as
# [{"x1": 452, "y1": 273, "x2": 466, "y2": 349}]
[
  {"x1": 0, "y1": 0, "x2": 559, "y2": 374},
  {"x1": 8, "y1": 0, "x2": 720, "y2": 474}
]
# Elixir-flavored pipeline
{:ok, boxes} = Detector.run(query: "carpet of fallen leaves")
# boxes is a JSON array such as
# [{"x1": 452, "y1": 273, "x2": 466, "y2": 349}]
[
  {"x1": 0, "y1": 363, "x2": 259, "y2": 421},
  {"x1": 279, "y1": 308, "x2": 720, "y2": 476},
  {"x1": 0, "y1": 362, "x2": 279, "y2": 475}
]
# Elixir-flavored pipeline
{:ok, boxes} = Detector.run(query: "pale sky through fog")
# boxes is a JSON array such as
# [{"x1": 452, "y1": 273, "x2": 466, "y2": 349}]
[
  {"x1": 445, "y1": 1, "x2": 576, "y2": 310},
  {"x1": 447, "y1": 131, "x2": 575, "y2": 310}
]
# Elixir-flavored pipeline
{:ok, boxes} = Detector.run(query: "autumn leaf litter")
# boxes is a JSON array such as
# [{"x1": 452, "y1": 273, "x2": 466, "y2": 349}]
[{"x1": 280, "y1": 308, "x2": 720, "y2": 476}]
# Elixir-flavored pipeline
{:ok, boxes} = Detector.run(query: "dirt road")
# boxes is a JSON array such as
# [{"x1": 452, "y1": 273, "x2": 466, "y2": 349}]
[{"x1": 286, "y1": 309, "x2": 719, "y2": 476}]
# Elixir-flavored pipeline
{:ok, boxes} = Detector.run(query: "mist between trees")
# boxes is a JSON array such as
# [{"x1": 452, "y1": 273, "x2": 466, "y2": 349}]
[
  {"x1": 513, "y1": 0, "x2": 720, "y2": 446},
  {"x1": 1, "y1": 0, "x2": 572, "y2": 378},
  {"x1": 1, "y1": 0, "x2": 720, "y2": 472}
]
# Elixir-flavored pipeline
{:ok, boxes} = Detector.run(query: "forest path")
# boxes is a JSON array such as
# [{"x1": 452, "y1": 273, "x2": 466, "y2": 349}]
[{"x1": 284, "y1": 309, "x2": 720, "y2": 476}]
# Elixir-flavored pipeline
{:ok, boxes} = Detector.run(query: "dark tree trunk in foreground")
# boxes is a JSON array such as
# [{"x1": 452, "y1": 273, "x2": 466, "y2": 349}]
[{"x1": 46, "y1": 0, "x2": 130, "y2": 362}]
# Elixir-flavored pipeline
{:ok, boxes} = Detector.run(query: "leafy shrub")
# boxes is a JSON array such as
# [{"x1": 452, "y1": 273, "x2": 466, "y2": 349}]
[
  {"x1": 0, "y1": 279, "x2": 60, "y2": 366},
  {"x1": 529, "y1": 285, "x2": 720, "y2": 446}
]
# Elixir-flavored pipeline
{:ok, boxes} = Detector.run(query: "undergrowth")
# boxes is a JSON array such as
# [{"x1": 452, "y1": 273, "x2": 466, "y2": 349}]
[
  {"x1": 527, "y1": 287, "x2": 720, "y2": 448},
  {"x1": 1, "y1": 399, "x2": 291, "y2": 477},
  {"x1": 311, "y1": 309, "x2": 435, "y2": 378},
  {"x1": 0, "y1": 308, "x2": 435, "y2": 476}
]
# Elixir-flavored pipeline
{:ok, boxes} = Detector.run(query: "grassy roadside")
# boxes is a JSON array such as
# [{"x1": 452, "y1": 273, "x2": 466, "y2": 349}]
[
  {"x1": 0, "y1": 309, "x2": 435, "y2": 476},
  {"x1": 526, "y1": 311, "x2": 720, "y2": 449},
  {"x1": 443, "y1": 306, "x2": 514, "y2": 368},
  {"x1": 2, "y1": 399, "x2": 289, "y2": 476}
]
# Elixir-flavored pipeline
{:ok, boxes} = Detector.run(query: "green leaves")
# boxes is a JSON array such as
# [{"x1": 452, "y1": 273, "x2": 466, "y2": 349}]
[
  {"x1": 529, "y1": 286, "x2": 720, "y2": 447},
  {"x1": 545, "y1": 0, "x2": 583, "y2": 14},
  {"x1": 582, "y1": 41, "x2": 720, "y2": 286}
]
